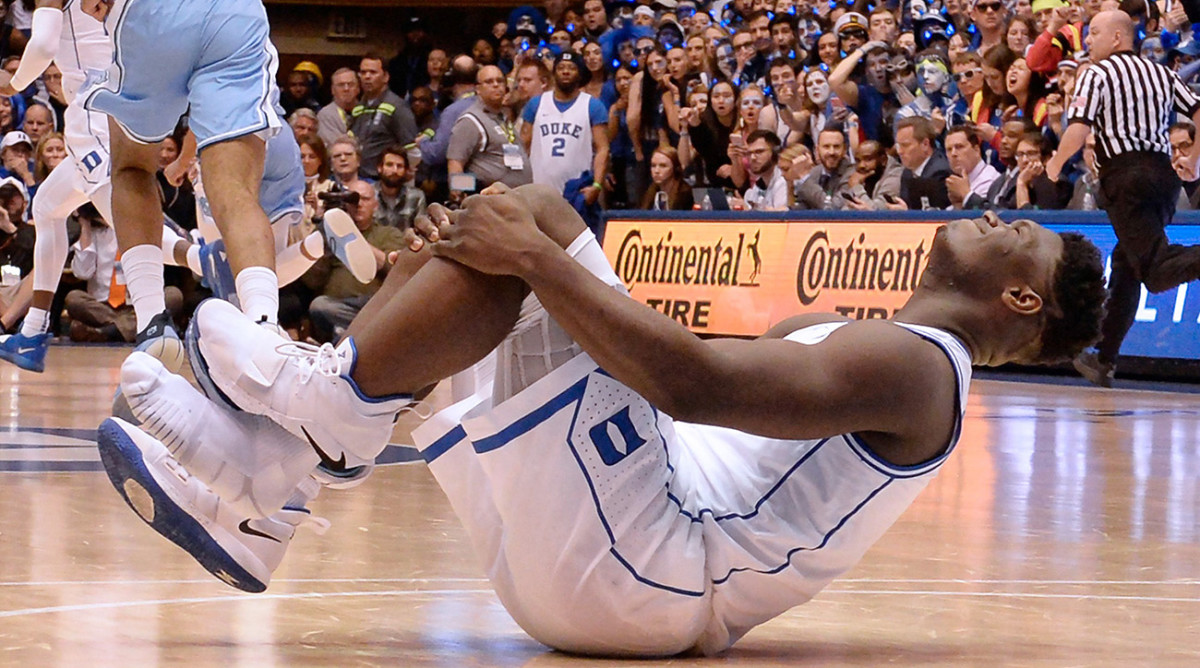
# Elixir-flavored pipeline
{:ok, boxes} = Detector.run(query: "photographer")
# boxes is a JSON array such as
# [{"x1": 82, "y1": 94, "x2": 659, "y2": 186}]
[{"x1": 303, "y1": 180, "x2": 405, "y2": 343}]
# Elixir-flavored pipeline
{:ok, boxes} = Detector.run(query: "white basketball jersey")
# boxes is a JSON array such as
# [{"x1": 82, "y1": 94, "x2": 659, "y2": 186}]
[
  {"x1": 61, "y1": 1, "x2": 114, "y2": 101},
  {"x1": 668, "y1": 321, "x2": 973, "y2": 653},
  {"x1": 530, "y1": 91, "x2": 594, "y2": 194}
]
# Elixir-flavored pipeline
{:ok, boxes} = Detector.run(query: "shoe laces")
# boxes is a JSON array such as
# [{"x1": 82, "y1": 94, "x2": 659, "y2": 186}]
[{"x1": 276, "y1": 341, "x2": 343, "y2": 383}]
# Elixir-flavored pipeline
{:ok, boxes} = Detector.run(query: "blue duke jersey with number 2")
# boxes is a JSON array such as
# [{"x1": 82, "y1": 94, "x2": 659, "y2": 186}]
[{"x1": 522, "y1": 92, "x2": 606, "y2": 195}]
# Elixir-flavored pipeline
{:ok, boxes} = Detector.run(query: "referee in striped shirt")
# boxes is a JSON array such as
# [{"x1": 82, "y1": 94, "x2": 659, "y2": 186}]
[{"x1": 1046, "y1": 10, "x2": 1200, "y2": 387}]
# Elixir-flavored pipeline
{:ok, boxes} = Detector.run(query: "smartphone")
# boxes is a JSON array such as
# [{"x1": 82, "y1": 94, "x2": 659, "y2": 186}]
[
  {"x1": 730, "y1": 134, "x2": 745, "y2": 147},
  {"x1": 841, "y1": 191, "x2": 857, "y2": 201},
  {"x1": 884, "y1": 193, "x2": 901, "y2": 203}
]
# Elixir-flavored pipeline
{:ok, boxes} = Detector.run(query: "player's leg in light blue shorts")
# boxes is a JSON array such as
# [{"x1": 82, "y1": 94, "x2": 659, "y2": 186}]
[
  {"x1": 83, "y1": 0, "x2": 286, "y2": 362},
  {"x1": 84, "y1": 0, "x2": 281, "y2": 149}
]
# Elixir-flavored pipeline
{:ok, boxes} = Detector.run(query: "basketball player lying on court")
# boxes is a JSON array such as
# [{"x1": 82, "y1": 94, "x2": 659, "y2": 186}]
[{"x1": 99, "y1": 184, "x2": 1107, "y2": 657}]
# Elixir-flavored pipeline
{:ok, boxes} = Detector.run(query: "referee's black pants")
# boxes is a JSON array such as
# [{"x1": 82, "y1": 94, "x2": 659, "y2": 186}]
[{"x1": 1096, "y1": 151, "x2": 1200, "y2": 364}]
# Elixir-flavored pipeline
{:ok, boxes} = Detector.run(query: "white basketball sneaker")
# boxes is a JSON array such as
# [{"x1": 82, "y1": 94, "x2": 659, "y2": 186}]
[
  {"x1": 121, "y1": 351, "x2": 320, "y2": 519},
  {"x1": 187, "y1": 298, "x2": 411, "y2": 471},
  {"x1": 96, "y1": 418, "x2": 329, "y2": 593}
]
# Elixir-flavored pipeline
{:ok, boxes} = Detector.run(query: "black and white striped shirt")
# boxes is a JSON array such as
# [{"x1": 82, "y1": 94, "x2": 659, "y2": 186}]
[{"x1": 1067, "y1": 51, "x2": 1200, "y2": 168}]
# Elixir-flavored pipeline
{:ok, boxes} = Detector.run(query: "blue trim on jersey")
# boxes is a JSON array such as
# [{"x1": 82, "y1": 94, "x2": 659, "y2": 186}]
[
  {"x1": 469, "y1": 370, "x2": 705, "y2": 597},
  {"x1": 471, "y1": 378, "x2": 589, "y2": 454},
  {"x1": 710, "y1": 478, "x2": 894, "y2": 586},
  {"x1": 560, "y1": 381, "x2": 706, "y2": 598},
  {"x1": 421, "y1": 425, "x2": 467, "y2": 463},
  {"x1": 844, "y1": 327, "x2": 967, "y2": 479},
  {"x1": 605, "y1": 546, "x2": 704, "y2": 597},
  {"x1": 66, "y1": 6, "x2": 83, "y2": 71},
  {"x1": 664, "y1": 438, "x2": 833, "y2": 524}
]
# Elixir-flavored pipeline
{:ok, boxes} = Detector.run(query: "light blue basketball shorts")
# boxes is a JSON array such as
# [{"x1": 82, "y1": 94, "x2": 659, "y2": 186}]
[
  {"x1": 260, "y1": 125, "x2": 305, "y2": 222},
  {"x1": 84, "y1": 0, "x2": 282, "y2": 149}
]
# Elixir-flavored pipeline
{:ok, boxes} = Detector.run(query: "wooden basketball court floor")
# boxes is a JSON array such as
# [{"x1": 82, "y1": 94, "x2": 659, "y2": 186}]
[{"x1": 1, "y1": 345, "x2": 1198, "y2": 667}]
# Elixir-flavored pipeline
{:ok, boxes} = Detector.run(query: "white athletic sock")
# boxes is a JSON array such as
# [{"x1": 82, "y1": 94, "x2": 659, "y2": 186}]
[
  {"x1": 159, "y1": 226, "x2": 185, "y2": 265},
  {"x1": 304, "y1": 231, "x2": 324, "y2": 260},
  {"x1": 273, "y1": 234, "x2": 321, "y2": 287},
  {"x1": 19, "y1": 307, "x2": 49, "y2": 337},
  {"x1": 235, "y1": 266, "x2": 280, "y2": 324},
  {"x1": 185, "y1": 245, "x2": 202, "y2": 275},
  {"x1": 122, "y1": 244, "x2": 168, "y2": 331}
]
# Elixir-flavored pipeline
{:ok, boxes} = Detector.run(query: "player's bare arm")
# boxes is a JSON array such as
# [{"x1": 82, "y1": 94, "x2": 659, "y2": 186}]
[{"x1": 430, "y1": 188, "x2": 957, "y2": 463}]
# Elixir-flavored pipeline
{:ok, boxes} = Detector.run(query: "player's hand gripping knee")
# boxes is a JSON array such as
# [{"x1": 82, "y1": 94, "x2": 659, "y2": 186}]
[
  {"x1": 429, "y1": 192, "x2": 554, "y2": 277},
  {"x1": 398, "y1": 203, "x2": 457, "y2": 261}
]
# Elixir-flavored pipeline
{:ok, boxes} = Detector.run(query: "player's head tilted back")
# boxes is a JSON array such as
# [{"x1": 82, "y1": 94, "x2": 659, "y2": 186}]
[{"x1": 915, "y1": 213, "x2": 1106, "y2": 366}]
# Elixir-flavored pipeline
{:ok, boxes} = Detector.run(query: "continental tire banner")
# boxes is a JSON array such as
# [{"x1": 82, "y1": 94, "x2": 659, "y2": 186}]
[{"x1": 603, "y1": 218, "x2": 941, "y2": 336}]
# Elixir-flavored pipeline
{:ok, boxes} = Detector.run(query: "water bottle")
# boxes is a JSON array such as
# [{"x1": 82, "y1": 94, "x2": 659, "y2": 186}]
[
  {"x1": 823, "y1": 193, "x2": 833, "y2": 210},
  {"x1": 920, "y1": 196, "x2": 931, "y2": 211},
  {"x1": 702, "y1": 193, "x2": 713, "y2": 210},
  {"x1": 1082, "y1": 189, "x2": 1096, "y2": 211}
]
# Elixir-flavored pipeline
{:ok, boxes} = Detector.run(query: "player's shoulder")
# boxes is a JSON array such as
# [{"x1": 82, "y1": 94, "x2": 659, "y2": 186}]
[{"x1": 764, "y1": 315, "x2": 956, "y2": 381}]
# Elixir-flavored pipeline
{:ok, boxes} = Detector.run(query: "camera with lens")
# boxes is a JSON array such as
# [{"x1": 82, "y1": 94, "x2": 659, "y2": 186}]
[{"x1": 317, "y1": 185, "x2": 361, "y2": 211}]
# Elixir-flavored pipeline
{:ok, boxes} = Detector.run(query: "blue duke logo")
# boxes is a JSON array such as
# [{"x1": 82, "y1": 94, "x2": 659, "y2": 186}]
[
  {"x1": 589, "y1": 407, "x2": 648, "y2": 465},
  {"x1": 538, "y1": 121, "x2": 585, "y2": 139},
  {"x1": 569, "y1": 374, "x2": 659, "y2": 467},
  {"x1": 539, "y1": 122, "x2": 585, "y2": 157}
]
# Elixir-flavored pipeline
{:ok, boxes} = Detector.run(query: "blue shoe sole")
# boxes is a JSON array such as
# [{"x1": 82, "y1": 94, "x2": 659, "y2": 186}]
[
  {"x1": 185, "y1": 310, "x2": 240, "y2": 413},
  {"x1": 95, "y1": 418, "x2": 265, "y2": 593}
]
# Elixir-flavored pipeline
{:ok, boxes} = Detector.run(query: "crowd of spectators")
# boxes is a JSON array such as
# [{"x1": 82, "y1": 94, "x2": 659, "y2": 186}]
[
  {"x1": 267, "y1": 0, "x2": 1200, "y2": 220},
  {"x1": 4, "y1": 0, "x2": 1200, "y2": 341}
]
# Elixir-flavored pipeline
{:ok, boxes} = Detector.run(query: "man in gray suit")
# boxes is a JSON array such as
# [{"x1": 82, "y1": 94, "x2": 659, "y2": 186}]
[{"x1": 791, "y1": 128, "x2": 855, "y2": 209}]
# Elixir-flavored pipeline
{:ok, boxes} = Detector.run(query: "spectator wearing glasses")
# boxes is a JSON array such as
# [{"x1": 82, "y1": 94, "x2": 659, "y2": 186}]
[
  {"x1": 949, "y1": 52, "x2": 985, "y2": 127},
  {"x1": 731, "y1": 129, "x2": 787, "y2": 210},
  {"x1": 970, "y1": 0, "x2": 1010, "y2": 55},
  {"x1": 1014, "y1": 132, "x2": 1071, "y2": 209},
  {"x1": 835, "y1": 13, "x2": 870, "y2": 58},
  {"x1": 728, "y1": 85, "x2": 776, "y2": 191},
  {"x1": 1170, "y1": 121, "x2": 1200, "y2": 209},
  {"x1": 730, "y1": 27, "x2": 762, "y2": 87},
  {"x1": 40, "y1": 63, "x2": 66, "y2": 129}
]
